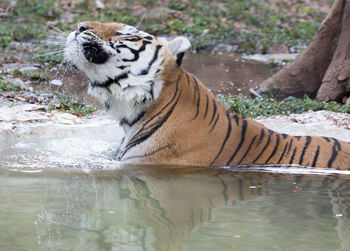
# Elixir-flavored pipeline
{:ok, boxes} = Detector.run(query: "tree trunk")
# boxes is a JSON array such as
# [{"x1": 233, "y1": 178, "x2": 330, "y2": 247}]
[{"x1": 259, "y1": 0, "x2": 350, "y2": 103}]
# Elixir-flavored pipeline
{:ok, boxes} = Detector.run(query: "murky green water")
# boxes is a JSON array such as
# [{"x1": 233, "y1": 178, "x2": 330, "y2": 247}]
[
  {"x1": 1, "y1": 164, "x2": 350, "y2": 251},
  {"x1": 1, "y1": 124, "x2": 350, "y2": 251},
  {"x1": 0, "y1": 51, "x2": 348, "y2": 250}
]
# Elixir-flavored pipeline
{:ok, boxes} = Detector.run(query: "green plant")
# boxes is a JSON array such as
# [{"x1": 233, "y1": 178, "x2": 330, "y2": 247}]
[
  {"x1": 0, "y1": 74, "x2": 21, "y2": 92},
  {"x1": 47, "y1": 94, "x2": 98, "y2": 117},
  {"x1": 0, "y1": 0, "x2": 60, "y2": 45},
  {"x1": 217, "y1": 94, "x2": 350, "y2": 118},
  {"x1": 13, "y1": 69, "x2": 50, "y2": 81}
]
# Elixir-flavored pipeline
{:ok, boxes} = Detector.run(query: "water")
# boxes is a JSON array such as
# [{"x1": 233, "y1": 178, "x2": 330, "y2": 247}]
[
  {"x1": 1, "y1": 129, "x2": 350, "y2": 251},
  {"x1": 1, "y1": 52, "x2": 348, "y2": 250},
  {"x1": 1, "y1": 166, "x2": 350, "y2": 251},
  {"x1": 35, "y1": 52, "x2": 275, "y2": 102},
  {"x1": 183, "y1": 52, "x2": 276, "y2": 95}
]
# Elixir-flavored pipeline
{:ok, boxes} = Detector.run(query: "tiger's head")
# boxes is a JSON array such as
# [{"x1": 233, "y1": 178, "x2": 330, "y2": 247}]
[{"x1": 64, "y1": 21, "x2": 190, "y2": 127}]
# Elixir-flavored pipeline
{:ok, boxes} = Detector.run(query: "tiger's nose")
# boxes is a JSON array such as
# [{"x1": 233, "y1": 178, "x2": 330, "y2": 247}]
[{"x1": 75, "y1": 22, "x2": 90, "y2": 36}]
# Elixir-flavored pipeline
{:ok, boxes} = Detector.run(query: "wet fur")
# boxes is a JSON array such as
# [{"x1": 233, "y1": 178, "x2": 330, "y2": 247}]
[{"x1": 65, "y1": 21, "x2": 350, "y2": 169}]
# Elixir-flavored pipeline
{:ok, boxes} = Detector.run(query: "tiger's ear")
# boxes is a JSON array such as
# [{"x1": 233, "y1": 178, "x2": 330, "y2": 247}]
[{"x1": 167, "y1": 36, "x2": 191, "y2": 66}]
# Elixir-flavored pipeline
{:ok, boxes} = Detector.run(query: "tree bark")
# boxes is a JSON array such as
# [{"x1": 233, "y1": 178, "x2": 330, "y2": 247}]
[
  {"x1": 317, "y1": 0, "x2": 350, "y2": 102},
  {"x1": 259, "y1": 0, "x2": 350, "y2": 103}
]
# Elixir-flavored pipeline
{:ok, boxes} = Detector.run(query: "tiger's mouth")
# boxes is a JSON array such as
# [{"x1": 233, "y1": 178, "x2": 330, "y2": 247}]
[
  {"x1": 81, "y1": 42, "x2": 110, "y2": 64},
  {"x1": 64, "y1": 30, "x2": 110, "y2": 69}
]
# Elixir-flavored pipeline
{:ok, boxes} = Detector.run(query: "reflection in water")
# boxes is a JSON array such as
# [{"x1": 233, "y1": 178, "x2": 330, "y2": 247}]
[
  {"x1": 0, "y1": 51, "x2": 346, "y2": 249},
  {"x1": 0, "y1": 166, "x2": 350, "y2": 251}
]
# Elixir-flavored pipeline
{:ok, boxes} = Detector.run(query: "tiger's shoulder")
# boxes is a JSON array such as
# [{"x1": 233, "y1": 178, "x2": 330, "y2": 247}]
[{"x1": 64, "y1": 21, "x2": 350, "y2": 170}]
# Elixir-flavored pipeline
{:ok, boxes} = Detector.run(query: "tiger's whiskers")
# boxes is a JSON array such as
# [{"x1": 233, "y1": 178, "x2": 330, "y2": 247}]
[{"x1": 135, "y1": 14, "x2": 146, "y2": 29}]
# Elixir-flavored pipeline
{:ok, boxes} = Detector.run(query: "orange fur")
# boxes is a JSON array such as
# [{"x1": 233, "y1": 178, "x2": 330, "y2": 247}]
[{"x1": 70, "y1": 22, "x2": 350, "y2": 169}]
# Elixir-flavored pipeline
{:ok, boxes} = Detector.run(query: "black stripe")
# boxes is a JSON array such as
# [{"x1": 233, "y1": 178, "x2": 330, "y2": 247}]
[
  {"x1": 227, "y1": 119, "x2": 248, "y2": 165},
  {"x1": 141, "y1": 75, "x2": 181, "y2": 128},
  {"x1": 277, "y1": 141, "x2": 289, "y2": 164},
  {"x1": 208, "y1": 100, "x2": 217, "y2": 125},
  {"x1": 192, "y1": 76, "x2": 200, "y2": 104},
  {"x1": 104, "y1": 101, "x2": 110, "y2": 110},
  {"x1": 203, "y1": 94, "x2": 209, "y2": 119},
  {"x1": 289, "y1": 147, "x2": 297, "y2": 164},
  {"x1": 192, "y1": 86, "x2": 201, "y2": 120},
  {"x1": 232, "y1": 114, "x2": 239, "y2": 126},
  {"x1": 118, "y1": 65, "x2": 129, "y2": 70},
  {"x1": 253, "y1": 130, "x2": 273, "y2": 163},
  {"x1": 122, "y1": 89, "x2": 182, "y2": 157},
  {"x1": 323, "y1": 137, "x2": 330, "y2": 142},
  {"x1": 176, "y1": 52, "x2": 185, "y2": 66},
  {"x1": 210, "y1": 111, "x2": 232, "y2": 165},
  {"x1": 311, "y1": 145, "x2": 320, "y2": 167},
  {"x1": 123, "y1": 144, "x2": 171, "y2": 161},
  {"x1": 282, "y1": 133, "x2": 288, "y2": 139},
  {"x1": 257, "y1": 129, "x2": 265, "y2": 146},
  {"x1": 120, "y1": 111, "x2": 145, "y2": 127},
  {"x1": 186, "y1": 73, "x2": 191, "y2": 86},
  {"x1": 91, "y1": 77, "x2": 113, "y2": 89},
  {"x1": 238, "y1": 135, "x2": 257, "y2": 165},
  {"x1": 327, "y1": 138, "x2": 341, "y2": 168},
  {"x1": 139, "y1": 45, "x2": 162, "y2": 75},
  {"x1": 265, "y1": 133, "x2": 280, "y2": 163},
  {"x1": 114, "y1": 72, "x2": 129, "y2": 84},
  {"x1": 209, "y1": 113, "x2": 220, "y2": 133},
  {"x1": 124, "y1": 36, "x2": 142, "y2": 42},
  {"x1": 127, "y1": 74, "x2": 182, "y2": 144},
  {"x1": 299, "y1": 136, "x2": 311, "y2": 165},
  {"x1": 113, "y1": 40, "x2": 152, "y2": 62},
  {"x1": 147, "y1": 80, "x2": 155, "y2": 99},
  {"x1": 192, "y1": 76, "x2": 199, "y2": 92},
  {"x1": 287, "y1": 138, "x2": 294, "y2": 155},
  {"x1": 91, "y1": 72, "x2": 129, "y2": 90}
]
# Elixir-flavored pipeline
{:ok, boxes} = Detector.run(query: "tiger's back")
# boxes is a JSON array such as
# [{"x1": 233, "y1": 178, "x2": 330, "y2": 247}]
[
  {"x1": 64, "y1": 21, "x2": 350, "y2": 170},
  {"x1": 128, "y1": 67, "x2": 350, "y2": 169}
]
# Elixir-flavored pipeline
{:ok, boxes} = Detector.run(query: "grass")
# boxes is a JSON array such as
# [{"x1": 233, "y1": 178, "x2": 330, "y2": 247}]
[
  {"x1": 0, "y1": 0, "x2": 329, "y2": 53},
  {"x1": 0, "y1": 0, "x2": 60, "y2": 47},
  {"x1": 0, "y1": 74, "x2": 21, "y2": 92},
  {"x1": 47, "y1": 93, "x2": 98, "y2": 117},
  {"x1": 1, "y1": 73, "x2": 97, "y2": 117},
  {"x1": 13, "y1": 69, "x2": 51, "y2": 81},
  {"x1": 218, "y1": 94, "x2": 350, "y2": 118},
  {"x1": 30, "y1": 53, "x2": 64, "y2": 65},
  {"x1": 0, "y1": 0, "x2": 338, "y2": 118}
]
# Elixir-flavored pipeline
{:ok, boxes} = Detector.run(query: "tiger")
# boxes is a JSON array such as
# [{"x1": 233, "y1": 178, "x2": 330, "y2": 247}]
[{"x1": 64, "y1": 21, "x2": 350, "y2": 170}]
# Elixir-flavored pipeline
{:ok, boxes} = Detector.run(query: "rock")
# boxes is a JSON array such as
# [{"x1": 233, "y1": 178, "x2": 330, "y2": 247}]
[
  {"x1": 19, "y1": 66, "x2": 40, "y2": 72},
  {"x1": 27, "y1": 96, "x2": 38, "y2": 104},
  {"x1": 212, "y1": 44, "x2": 239, "y2": 53},
  {"x1": 95, "y1": 0, "x2": 105, "y2": 9},
  {"x1": 268, "y1": 44, "x2": 290, "y2": 54},
  {"x1": 9, "y1": 41, "x2": 33, "y2": 49},
  {"x1": 243, "y1": 53, "x2": 298, "y2": 65},
  {"x1": 256, "y1": 111, "x2": 350, "y2": 142},
  {"x1": 346, "y1": 97, "x2": 350, "y2": 105},
  {"x1": 49, "y1": 79, "x2": 63, "y2": 86},
  {"x1": 0, "y1": 104, "x2": 50, "y2": 123}
]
